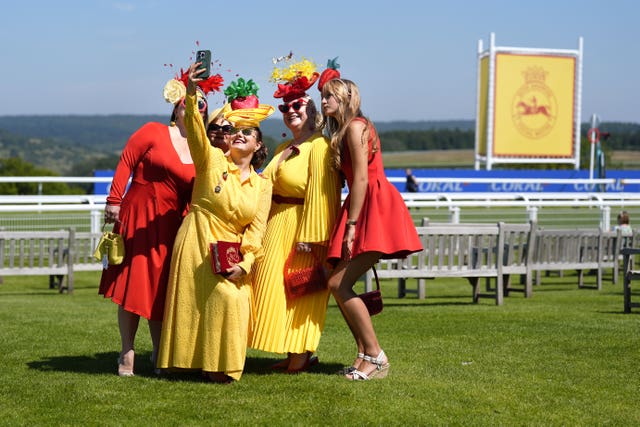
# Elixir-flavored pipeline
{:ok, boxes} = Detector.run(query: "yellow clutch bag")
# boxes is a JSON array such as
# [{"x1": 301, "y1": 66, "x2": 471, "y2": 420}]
[{"x1": 93, "y1": 224, "x2": 125, "y2": 265}]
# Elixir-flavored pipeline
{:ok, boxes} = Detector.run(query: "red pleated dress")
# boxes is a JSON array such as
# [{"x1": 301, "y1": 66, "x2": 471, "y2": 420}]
[
  {"x1": 327, "y1": 118, "x2": 423, "y2": 264},
  {"x1": 98, "y1": 122, "x2": 195, "y2": 321}
]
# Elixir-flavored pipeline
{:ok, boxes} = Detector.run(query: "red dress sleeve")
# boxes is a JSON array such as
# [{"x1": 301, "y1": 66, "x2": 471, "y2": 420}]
[{"x1": 106, "y1": 123, "x2": 157, "y2": 206}]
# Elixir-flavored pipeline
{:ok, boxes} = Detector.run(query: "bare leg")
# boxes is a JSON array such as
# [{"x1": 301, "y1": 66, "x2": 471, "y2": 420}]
[
  {"x1": 148, "y1": 319, "x2": 162, "y2": 367},
  {"x1": 270, "y1": 353, "x2": 291, "y2": 370},
  {"x1": 287, "y1": 353, "x2": 308, "y2": 371},
  {"x1": 335, "y1": 300, "x2": 365, "y2": 370},
  {"x1": 117, "y1": 305, "x2": 139, "y2": 376},
  {"x1": 286, "y1": 351, "x2": 319, "y2": 373},
  {"x1": 328, "y1": 252, "x2": 388, "y2": 378}
]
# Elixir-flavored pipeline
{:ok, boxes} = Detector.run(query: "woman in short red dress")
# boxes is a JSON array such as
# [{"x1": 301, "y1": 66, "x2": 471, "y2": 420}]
[
  {"x1": 99, "y1": 70, "x2": 222, "y2": 376},
  {"x1": 320, "y1": 73, "x2": 422, "y2": 381}
]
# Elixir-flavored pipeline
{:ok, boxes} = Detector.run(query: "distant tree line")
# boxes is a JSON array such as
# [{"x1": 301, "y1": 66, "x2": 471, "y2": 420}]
[
  {"x1": 378, "y1": 122, "x2": 640, "y2": 152},
  {"x1": 0, "y1": 118, "x2": 638, "y2": 195},
  {"x1": 380, "y1": 128, "x2": 474, "y2": 151}
]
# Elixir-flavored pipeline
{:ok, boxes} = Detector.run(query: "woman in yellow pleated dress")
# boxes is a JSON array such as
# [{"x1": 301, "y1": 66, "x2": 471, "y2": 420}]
[
  {"x1": 157, "y1": 64, "x2": 273, "y2": 383},
  {"x1": 249, "y1": 57, "x2": 341, "y2": 372}
]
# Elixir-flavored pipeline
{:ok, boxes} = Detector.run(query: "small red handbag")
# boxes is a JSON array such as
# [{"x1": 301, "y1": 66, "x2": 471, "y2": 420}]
[
  {"x1": 283, "y1": 247, "x2": 327, "y2": 300},
  {"x1": 359, "y1": 267, "x2": 383, "y2": 316}
]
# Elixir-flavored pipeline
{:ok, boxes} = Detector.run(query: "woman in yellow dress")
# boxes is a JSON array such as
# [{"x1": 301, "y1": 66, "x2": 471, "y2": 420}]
[
  {"x1": 157, "y1": 64, "x2": 273, "y2": 383},
  {"x1": 249, "y1": 57, "x2": 341, "y2": 372}
]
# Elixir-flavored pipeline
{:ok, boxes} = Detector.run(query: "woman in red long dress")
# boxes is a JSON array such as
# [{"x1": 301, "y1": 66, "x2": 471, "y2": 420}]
[
  {"x1": 320, "y1": 75, "x2": 422, "y2": 381},
  {"x1": 99, "y1": 71, "x2": 222, "y2": 376}
]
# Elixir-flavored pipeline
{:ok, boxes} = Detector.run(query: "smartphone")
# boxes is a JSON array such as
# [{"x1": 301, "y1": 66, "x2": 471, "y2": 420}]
[{"x1": 195, "y1": 50, "x2": 211, "y2": 78}]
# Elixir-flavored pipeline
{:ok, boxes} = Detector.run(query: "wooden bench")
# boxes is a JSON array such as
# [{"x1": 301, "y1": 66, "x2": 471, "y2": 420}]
[
  {"x1": 0, "y1": 230, "x2": 76, "y2": 292},
  {"x1": 365, "y1": 222, "x2": 533, "y2": 305},
  {"x1": 0, "y1": 229, "x2": 104, "y2": 293},
  {"x1": 418, "y1": 220, "x2": 535, "y2": 299},
  {"x1": 621, "y1": 247, "x2": 640, "y2": 313},
  {"x1": 527, "y1": 227, "x2": 621, "y2": 291}
]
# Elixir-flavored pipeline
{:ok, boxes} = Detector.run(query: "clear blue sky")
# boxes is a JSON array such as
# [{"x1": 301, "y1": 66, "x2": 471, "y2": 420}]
[{"x1": 1, "y1": 0, "x2": 637, "y2": 123}]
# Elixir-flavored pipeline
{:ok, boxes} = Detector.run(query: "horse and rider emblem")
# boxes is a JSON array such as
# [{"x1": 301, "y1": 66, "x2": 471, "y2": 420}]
[{"x1": 511, "y1": 66, "x2": 557, "y2": 139}]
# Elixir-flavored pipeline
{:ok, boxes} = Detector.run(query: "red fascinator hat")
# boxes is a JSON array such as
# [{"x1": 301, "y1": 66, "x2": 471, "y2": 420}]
[
  {"x1": 163, "y1": 67, "x2": 224, "y2": 105},
  {"x1": 317, "y1": 57, "x2": 341, "y2": 92},
  {"x1": 270, "y1": 54, "x2": 319, "y2": 102}
]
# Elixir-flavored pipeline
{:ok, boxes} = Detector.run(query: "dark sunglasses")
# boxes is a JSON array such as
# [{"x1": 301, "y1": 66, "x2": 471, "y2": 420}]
[
  {"x1": 181, "y1": 97, "x2": 208, "y2": 112},
  {"x1": 208, "y1": 124, "x2": 232, "y2": 133},
  {"x1": 229, "y1": 127, "x2": 256, "y2": 136},
  {"x1": 278, "y1": 99, "x2": 308, "y2": 113}
]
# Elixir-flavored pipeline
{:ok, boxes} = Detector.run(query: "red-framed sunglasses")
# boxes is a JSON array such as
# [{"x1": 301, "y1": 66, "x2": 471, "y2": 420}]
[
  {"x1": 278, "y1": 99, "x2": 308, "y2": 113},
  {"x1": 181, "y1": 97, "x2": 208, "y2": 113}
]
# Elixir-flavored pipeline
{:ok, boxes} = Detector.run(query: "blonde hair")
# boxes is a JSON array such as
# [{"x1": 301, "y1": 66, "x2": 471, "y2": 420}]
[{"x1": 321, "y1": 79, "x2": 377, "y2": 170}]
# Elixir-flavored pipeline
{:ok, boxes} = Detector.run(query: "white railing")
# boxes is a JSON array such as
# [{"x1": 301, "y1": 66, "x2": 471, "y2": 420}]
[{"x1": 2, "y1": 176, "x2": 640, "y2": 232}]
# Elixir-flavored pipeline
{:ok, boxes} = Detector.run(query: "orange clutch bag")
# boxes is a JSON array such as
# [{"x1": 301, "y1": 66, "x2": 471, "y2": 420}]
[{"x1": 210, "y1": 241, "x2": 242, "y2": 274}]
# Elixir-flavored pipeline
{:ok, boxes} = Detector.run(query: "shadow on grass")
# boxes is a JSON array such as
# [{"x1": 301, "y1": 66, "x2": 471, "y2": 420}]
[
  {"x1": 243, "y1": 356, "x2": 344, "y2": 376},
  {"x1": 0, "y1": 291, "x2": 65, "y2": 297},
  {"x1": 28, "y1": 351, "x2": 127, "y2": 375},
  {"x1": 26, "y1": 352, "x2": 344, "y2": 379},
  {"x1": 386, "y1": 300, "x2": 474, "y2": 307}
]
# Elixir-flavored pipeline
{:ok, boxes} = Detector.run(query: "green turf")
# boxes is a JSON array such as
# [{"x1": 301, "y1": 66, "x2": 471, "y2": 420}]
[{"x1": 0, "y1": 271, "x2": 638, "y2": 426}]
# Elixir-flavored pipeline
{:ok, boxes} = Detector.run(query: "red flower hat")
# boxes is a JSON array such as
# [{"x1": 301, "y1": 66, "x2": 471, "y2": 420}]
[{"x1": 317, "y1": 57, "x2": 341, "y2": 92}]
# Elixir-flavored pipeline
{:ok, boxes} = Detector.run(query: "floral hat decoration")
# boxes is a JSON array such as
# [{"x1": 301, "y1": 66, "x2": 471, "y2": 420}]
[
  {"x1": 223, "y1": 77, "x2": 274, "y2": 128},
  {"x1": 317, "y1": 57, "x2": 341, "y2": 92},
  {"x1": 162, "y1": 67, "x2": 224, "y2": 105},
  {"x1": 270, "y1": 54, "x2": 320, "y2": 102}
]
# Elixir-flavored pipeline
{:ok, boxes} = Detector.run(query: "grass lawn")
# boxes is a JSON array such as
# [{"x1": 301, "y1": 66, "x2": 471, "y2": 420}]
[{"x1": 0, "y1": 271, "x2": 638, "y2": 426}]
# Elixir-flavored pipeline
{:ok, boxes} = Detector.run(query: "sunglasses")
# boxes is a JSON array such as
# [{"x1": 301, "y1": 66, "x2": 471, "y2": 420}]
[
  {"x1": 181, "y1": 97, "x2": 208, "y2": 112},
  {"x1": 229, "y1": 127, "x2": 256, "y2": 136},
  {"x1": 278, "y1": 99, "x2": 308, "y2": 113},
  {"x1": 208, "y1": 124, "x2": 232, "y2": 133}
]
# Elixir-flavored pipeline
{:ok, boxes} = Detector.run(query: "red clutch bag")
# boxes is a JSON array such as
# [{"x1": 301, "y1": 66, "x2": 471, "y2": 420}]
[
  {"x1": 210, "y1": 241, "x2": 242, "y2": 274},
  {"x1": 283, "y1": 247, "x2": 327, "y2": 300}
]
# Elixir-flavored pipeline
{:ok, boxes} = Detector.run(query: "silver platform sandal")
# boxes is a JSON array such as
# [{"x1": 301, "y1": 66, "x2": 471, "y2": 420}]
[
  {"x1": 347, "y1": 350, "x2": 389, "y2": 381},
  {"x1": 339, "y1": 352, "x2": 365, "y2": 375}
]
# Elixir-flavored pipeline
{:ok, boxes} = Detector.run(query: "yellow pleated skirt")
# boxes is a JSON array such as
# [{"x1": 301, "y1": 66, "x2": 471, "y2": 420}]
[{"x1": 249, "y1": 202, "x2": 330, "y2": 354}]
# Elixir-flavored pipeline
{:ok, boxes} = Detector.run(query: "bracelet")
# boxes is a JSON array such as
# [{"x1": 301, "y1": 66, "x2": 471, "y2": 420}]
[{"x1": 346, "y1": 219, "x2": 357, "y2": 226}]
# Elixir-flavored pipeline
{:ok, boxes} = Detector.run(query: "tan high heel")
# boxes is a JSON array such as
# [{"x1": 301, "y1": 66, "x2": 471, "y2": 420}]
[{"x1": 117, "y1": 350, "x2": 135, "y2": 377}]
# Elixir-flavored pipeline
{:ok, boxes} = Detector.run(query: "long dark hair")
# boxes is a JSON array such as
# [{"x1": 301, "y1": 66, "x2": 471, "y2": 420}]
[{"x1": 251, "y1": 127, "x2": 268, "y2": 169}]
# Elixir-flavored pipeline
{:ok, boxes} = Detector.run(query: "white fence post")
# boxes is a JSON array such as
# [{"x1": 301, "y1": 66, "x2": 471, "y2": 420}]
[
  {"x1": 449, "y1": 207, "x2": 461, "y2": 224},
  {"x1": 600, "y1": 205, "x2": 611, "y2": 231}
]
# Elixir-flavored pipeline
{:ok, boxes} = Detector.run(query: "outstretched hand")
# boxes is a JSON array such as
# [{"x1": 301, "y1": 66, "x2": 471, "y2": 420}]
[{"x1": 186, "y1": 62, "x2": 206, "y2": 95}]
